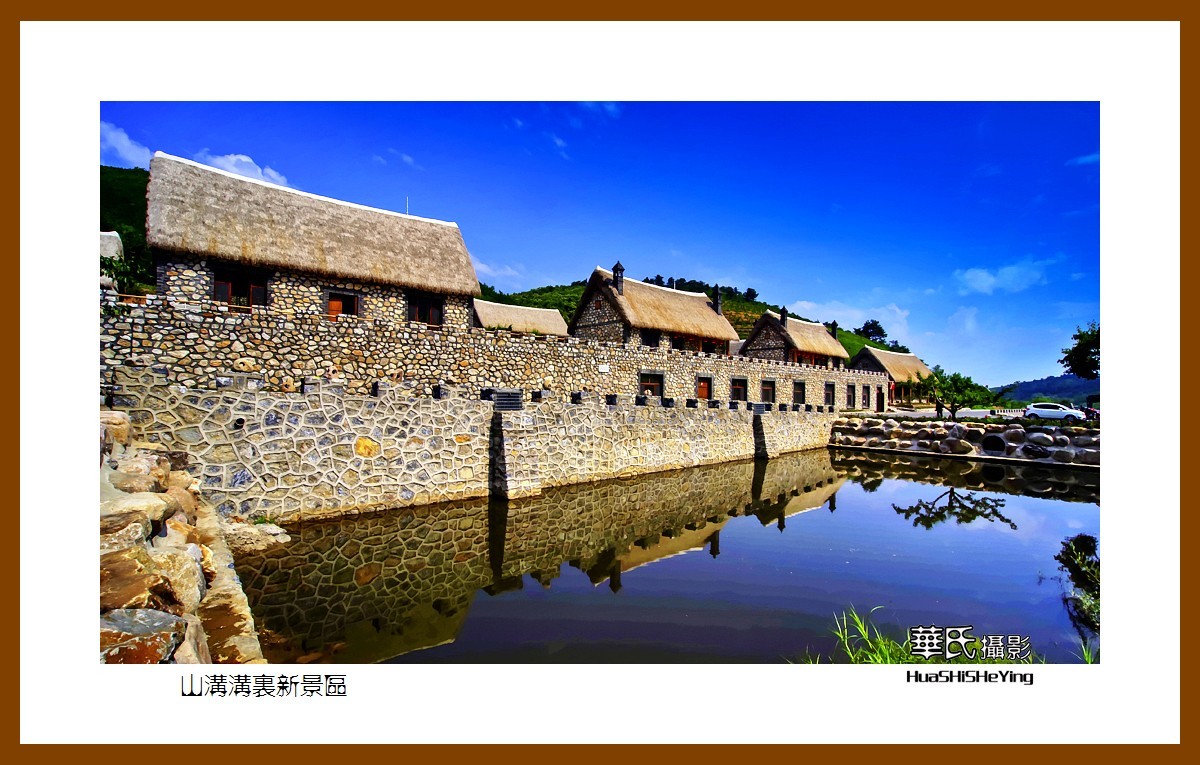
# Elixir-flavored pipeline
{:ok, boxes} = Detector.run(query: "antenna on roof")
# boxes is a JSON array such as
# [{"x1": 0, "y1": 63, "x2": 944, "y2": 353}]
[{"x1": 406, "y1": 196, "x2": 410, "y2": 215}]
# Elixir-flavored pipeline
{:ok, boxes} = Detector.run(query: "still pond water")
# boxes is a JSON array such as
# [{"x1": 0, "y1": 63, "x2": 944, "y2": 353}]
[{"x1": 237, "y1": 448, "x2": 1099, "y2": 664}]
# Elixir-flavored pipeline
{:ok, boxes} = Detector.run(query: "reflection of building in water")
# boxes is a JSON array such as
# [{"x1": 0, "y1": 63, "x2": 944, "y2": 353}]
[
  {"x1": 830, "y1": 449, "x2": 1099, "y2": 505},
  {"x1": 237, "y1": 448, "x2": 843, "y2": 663}
]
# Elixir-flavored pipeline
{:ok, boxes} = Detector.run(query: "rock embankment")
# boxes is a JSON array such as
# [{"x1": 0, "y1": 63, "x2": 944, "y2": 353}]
[
  {"x1": 99, "y1": 411, "x2": 265, "y2": 664},
  {"x1": 830, "y1": 417, "x2": 1100, "y2": 466}
]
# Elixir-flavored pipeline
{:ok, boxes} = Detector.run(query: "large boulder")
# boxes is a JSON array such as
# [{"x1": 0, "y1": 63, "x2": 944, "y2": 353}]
[
  {"x1": 99, "y1": 411, "x2": 132, "y2": 446},
  {"x1": 99, "y1": 511, "x2": 150, "y2": 554},
  {"x1": 1026, "y1": 432, "x2": 1055, "y2": 447},
  {"x1": 109, "y1": 471, "x2": 163, "y2": 494},
  {"x1": 1075, "y1": 448, "x2": 1101, "y2": 466},
  {"x1": 100, "y1": 609, "x2": 188, "y2": 664},
  {"x1": 152, "y1": 516, "x2": 200, "y2": 549},
  {"x1": 100, "y1": 547, "x2": 185, "y2": 615},
  {"x1": 1021, "y1": 443, "x2": 1051, "y2": 459},
  {"x1": 173, "y1": 614, "x2": 212, "y2": 664},
  {"x1": 166, "y1": 471, "x2": 196, "y2": 490},
  {"x1": 149, "y1": 547, "x2": 206, "y2": 613},
  {"x1": 100, "y1": 492, "x2": 173, "y2": 523},
  {"x1": 165, "y1": 487, "x2": 197, "y2": 520}
]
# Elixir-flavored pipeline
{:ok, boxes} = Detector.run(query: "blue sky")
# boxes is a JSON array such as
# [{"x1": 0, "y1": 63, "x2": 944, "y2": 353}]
[{"x1": 99, "y1": 101, "x2": 1099, "y2": 386}]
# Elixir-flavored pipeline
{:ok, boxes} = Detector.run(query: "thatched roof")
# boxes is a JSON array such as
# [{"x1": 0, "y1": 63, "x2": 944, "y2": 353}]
[
  {"x1": 100, "y1": 231, "x2": 123, "y2": 261},
  {"x1": 573, "y1": 267, "x2": 739, "y2": 341},
  {"x1": 851, "y1": 346, "x2": 933, "y2": 383},
  {"x1": 745, "y1": 311, "x2": 849, "y2": 359},
  {"x1": 146, "y1": 152, "x2": 480, "y2": 296},
  {"x1": 473, "y1": 299, "x2": 569, "y2": 336}
]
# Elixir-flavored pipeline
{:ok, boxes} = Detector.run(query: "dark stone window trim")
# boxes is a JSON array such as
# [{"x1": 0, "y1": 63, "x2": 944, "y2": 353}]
[
  {"x1": 638, "y1": 369, "x2": 666, "y2": 397},
  {"x1": 760, "y1": 378, "x2": 777, "y2": 403},
  {"x1": 321, "y1": 286, "x2": 366, "y2": 319}
]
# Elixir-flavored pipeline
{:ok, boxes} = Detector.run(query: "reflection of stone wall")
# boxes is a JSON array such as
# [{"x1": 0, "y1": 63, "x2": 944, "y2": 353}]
[
  {"x1": 830, "y1": 417, "x2": 1100, "y2": 467},
  {"x1": 237, "y1": 449, "x2": 842, "y2": 663},
  {"x1": 831, "y1": 448, "x2": 1100, "y2": 504},
  {"x1": 100, "y1": 292, "x2": 886, "y2": 400}
]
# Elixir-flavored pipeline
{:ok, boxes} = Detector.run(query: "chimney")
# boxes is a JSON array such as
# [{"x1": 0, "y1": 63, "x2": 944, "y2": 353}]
[
  {"x1": 712, "y1": 284, "x2": 723, "y2": 315},
  {"x1": 829, "y1": 319, "x2": 839, "y2": 338},
  {"x1": 612, "y1": 261, "x2": 625, "y2": 295},
  {"x1": 780, "y1": 307, "x2": 788, "y2": 326}
]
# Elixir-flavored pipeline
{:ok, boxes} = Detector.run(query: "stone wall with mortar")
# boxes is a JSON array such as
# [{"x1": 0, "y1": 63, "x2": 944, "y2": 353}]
[
  {"x1": 100, "y1": 291, "x2": 886, "y2": 404},
  {"x1": 113, "y1": 365, "x2": 840, "y2": 520},
  {"x1": 494, "y1": 392, "x2": 837, "y2": 497},
  {"x1": 829, "y1": 416, "x2": 1100, "y2": 467},
  {"x1": 112, "y1": 366, "x2": 494, "y2": 520},
  {"x1": 235, "y1": 448, "x2": 843, "y2": 663},
  {"x1": 153, "y1": 256, "x2": 473, "y2": 328}
]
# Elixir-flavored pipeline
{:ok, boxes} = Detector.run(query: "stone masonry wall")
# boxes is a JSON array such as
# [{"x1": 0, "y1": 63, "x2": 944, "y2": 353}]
[
  {"x1": 113, "y1": 366, "x2": 494, "y2": 520},
  {"x1": 494, "y1": 392, "x2": 836, "y2": 497},
  {"x1": 100, "y1": 292, "x2": 887, "y2": 406},
  {"x1": 740, "y1": 322, "x2": 790, "y2": 362},
  {"x1": 571, "y1": 293, "x2": 627, "y2": 344},
  {"x1": 113, "y1": 365, "x2": 840, "y2": 520},
  {"x1": 153, "y1": 256, "x2": 473, "y2": 327}
]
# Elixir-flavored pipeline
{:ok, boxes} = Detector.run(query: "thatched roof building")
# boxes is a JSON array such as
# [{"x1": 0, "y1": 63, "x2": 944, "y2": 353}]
[
  {"x1": 146, "y1": 152, "x2": 480, "y2": 296},
  {"x1": 740, "y1": 310, "x2": 849, "y2": 362},
  {"x1": 850, "y1": 345, "x2": 933, "y2": 383},
  {"x1": 473, "y1": 299, "x2": 569, "y2": 336},
  {"x1": 570, "y1": 265, "x2": 739, "y2": 344}
]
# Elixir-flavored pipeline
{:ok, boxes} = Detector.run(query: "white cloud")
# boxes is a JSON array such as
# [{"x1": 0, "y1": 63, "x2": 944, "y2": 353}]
[
  {"x1": 544, "y1": 133, "x2": 569, "y2": 160},
  {"x1": 100, "y1": 121, "x2": 152, "y2": 169},
  {"x1": 953, "y1": 257, "x2": 1053, "y2": 295},
  {"x1": 194, "y1": 149, "x2": 289, "y2": 187},
  {"x1": 386, "y1": 148, "x2": 420, "y2": 169},
  {"x1": 947, "y1": 306, "x2": 979, "y2": 334},
  {"x1": 512, "y1": 118, "x2": 525, "y2": 129},
  {"x1": 786, "y1": 299, "x2": 912, "y2": 343},
  {"x1": 1070, "y1": 272, "x2": 1086, "y2": 280},
  {"x1": 1065, "y1": 152, "x2": 1100, "y2": 166},
  {"x1": 471, "y1": 257, "x2": 521, "y2": 280},
  {"x1": 372, "y1": 154, "x2": 387, "y2": 165},
  {"x1": 579, "y1": 101, "x2": 622, "y2": 118}
]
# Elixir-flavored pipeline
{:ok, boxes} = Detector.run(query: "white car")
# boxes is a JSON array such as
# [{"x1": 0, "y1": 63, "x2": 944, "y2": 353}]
[{"x1": 1023, "y1": 402, "x2": 1087, "y2": 423}]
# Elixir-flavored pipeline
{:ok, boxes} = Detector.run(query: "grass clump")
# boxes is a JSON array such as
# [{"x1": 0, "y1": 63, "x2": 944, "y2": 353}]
[{"x1": 797, "y1": 606, "x2": 1039, "y2": 664}]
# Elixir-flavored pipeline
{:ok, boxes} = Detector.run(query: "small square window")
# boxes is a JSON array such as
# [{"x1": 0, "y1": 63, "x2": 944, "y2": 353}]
[
  {"x1": 730, "y1": 378, "x2": 748, "y2": 402},
  {"x1": 327, "y1": 291, "x2": 359, "y2": 320}
]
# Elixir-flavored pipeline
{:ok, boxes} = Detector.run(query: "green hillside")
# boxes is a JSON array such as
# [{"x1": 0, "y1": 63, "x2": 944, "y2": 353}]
[
  {"x1": 100, "y1": 165, "x2": 154, "y2": 292},
  {"x1": 990, "y1": 374, "x2": 1100, "y2": 406}
]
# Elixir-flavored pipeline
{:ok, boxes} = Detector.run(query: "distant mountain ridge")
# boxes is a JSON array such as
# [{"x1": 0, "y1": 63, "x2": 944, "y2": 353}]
[{"x1": 992, "y1": 374, "x2": 1100, "y2": 405}]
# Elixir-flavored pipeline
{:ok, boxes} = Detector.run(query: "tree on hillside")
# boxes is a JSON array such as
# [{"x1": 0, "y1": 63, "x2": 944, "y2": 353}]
[
  {"x1": 744, "y1": 287, "x2": 759, "y2": 301},
  {"x1": 1059, "y1": 322, "x2": 1099, "y2": 380},
  {"x1": 886, "y1": 340, "x2": 911, "y2": 353},
  {"x1": 853, "y1": 319, "x2": 887, "y2": 342},
  {"x1": 653, "y1": 275, "x2": 665, "y2": 287},
  {"x1": 914, "y1": 368, "x2": 994, "y2": 421}
]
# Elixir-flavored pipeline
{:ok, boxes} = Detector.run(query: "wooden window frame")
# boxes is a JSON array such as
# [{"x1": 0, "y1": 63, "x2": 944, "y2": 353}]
[
  {"x1": 695, "y1": 376, "x2": 713, "y2": 400},
  {"x1": 793, "y1": 380, "x2": 806, "y2": 404},
  {"x1": 638, "y1": 372, "x2": 665, "y2": 397},
  {"x1": 761, "y1": 379, "x2": 776, "y2": 403},
  {"x1": 407, "y1": 289, "x2": 445, "y2": 326},
  {"x1": 730, "y1": 377, "x2": 748, "y2": 402}
]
